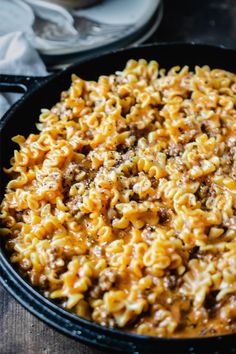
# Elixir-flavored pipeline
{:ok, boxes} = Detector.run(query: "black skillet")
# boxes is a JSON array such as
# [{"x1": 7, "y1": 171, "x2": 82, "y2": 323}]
[{"x1": 1, "y1": 43, "x2": 236, "y2": 354}]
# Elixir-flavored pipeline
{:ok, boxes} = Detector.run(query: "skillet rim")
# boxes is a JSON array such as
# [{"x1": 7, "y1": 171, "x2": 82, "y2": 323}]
[
  {"x1": 1, "y1": 41, "x2": 236, "y2": 129},
  {"x1": 1, "y1": 42, "x2": 236, "y2": 353}
]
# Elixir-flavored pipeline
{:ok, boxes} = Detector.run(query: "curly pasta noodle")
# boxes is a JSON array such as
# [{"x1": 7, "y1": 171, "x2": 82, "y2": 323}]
[{"x1": 1, "y1": 59, "x2": 236, "y2": 337}]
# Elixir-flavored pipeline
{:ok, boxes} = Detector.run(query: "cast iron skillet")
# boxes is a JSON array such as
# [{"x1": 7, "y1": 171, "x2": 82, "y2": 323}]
[{"x1": 1, "y1": 43, "x2": 236, "y2": 354}]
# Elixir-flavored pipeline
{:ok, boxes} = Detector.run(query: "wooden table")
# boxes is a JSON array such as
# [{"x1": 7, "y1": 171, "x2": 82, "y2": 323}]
[{"x1": 0, "y1": 286, "x2": 103, "y2": 354}]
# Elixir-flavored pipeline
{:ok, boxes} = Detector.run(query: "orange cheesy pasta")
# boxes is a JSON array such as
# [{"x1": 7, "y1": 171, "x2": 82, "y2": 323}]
[{"x1": 1, "y1": 59, "x2": 236, "y2": 337}]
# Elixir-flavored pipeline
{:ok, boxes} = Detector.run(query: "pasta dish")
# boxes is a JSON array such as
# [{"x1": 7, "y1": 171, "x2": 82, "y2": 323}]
[{"x1": 1, "y1": 59, "x2": 236, "y2": 337}]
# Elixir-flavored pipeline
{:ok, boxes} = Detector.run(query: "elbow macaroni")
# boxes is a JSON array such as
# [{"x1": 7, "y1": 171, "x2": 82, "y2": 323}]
[{"x1": 1, "y1": 59, "x2": 236, "y2": 337}]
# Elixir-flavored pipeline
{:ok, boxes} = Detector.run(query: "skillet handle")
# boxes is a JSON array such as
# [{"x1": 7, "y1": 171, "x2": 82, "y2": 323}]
[{"x1": 0, "y1": 75, "x2": 49, "y2": 93}]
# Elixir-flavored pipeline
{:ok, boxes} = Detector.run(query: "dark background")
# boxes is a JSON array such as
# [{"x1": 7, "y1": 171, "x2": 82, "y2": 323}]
[
  {"x1": 150, "y1": 0, "x2": 236, "y2": 48},
  {"x1": 1, "y1": 0, "x2": 236, "y2": 353}
]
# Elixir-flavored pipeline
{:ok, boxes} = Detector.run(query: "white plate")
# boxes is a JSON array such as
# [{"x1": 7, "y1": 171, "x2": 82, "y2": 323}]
[{"x1": 31, "y1": 0, "x2": 161, "y2": 56}]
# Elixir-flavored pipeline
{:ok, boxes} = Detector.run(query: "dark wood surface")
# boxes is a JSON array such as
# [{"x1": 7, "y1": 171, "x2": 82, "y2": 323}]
[
  {"x1": 0, "y1": 285, "x2": 103, "y2": 354},
  {"x1": 1, "y1": 0, "x2": 236, "y2": 353}
]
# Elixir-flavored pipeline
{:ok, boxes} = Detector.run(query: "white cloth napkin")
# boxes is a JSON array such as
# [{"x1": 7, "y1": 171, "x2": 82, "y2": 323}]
[{"x1": 0, "y1": 31, "x2": 47, "y2": 118}]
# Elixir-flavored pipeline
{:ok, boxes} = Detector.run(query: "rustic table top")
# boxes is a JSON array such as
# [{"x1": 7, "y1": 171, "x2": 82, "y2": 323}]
[
  {"x1": 0, "y1": 285, "x2": 103, "y2": 354},
  {"x1": 1, "y1": 0, "x2": 236, "y2": 353}
]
